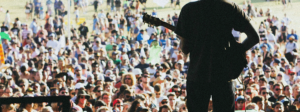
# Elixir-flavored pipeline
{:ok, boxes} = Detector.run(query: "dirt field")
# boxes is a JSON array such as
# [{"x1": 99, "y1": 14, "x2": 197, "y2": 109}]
[{"x1": 0, "y1": 0, "x2": 299, "y2": 44}]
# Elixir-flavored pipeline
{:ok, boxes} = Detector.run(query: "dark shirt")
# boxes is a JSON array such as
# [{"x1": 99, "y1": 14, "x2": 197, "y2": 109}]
[
  {"x1": 172, "y1": 16, "x2": 179, "y2": 26},
  {"x1": 175, "y1": 0, "x2": 250, "y2": 82},
  {"x1": 1, "y1": 26, "x2": 8, "y2": 32},
  {"x1": 11, "y1": 28, "x2": 20, "y2": 35},
  {"x1": 82, "y1": 106, "x2": 93, "y2": 112},
  {"x1": 268, "y1": 96, "x2": 277, "y2": 103},
  {"x1": 135, "y1": 63, "x2": 149, "y2": 72},
  {"x1": 270, "y1": 25, "x2": 278, "y2": 36},
  {"x1": 78, "y1": 26, "x2": 89, "y2": 37}
]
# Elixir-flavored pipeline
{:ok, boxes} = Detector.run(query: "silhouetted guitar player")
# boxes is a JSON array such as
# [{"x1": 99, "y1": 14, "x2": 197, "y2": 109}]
[{"x1": 143, "y1": 0, "x2": 260, "y2": 111}]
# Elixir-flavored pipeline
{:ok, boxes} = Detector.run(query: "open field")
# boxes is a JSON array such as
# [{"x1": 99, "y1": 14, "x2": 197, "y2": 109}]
[{"x1": 0, "y1": 0, "x2": 299, "y2": 44}]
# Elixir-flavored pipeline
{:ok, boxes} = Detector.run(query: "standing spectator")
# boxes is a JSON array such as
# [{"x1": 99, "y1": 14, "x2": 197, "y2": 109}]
[
  {"x1": 1, "y1": 22, "x2": 9, "y2": 32},
  {"x1": 74, "y1": 7, "x2": 79, "y2": 23},
  {"x1": 25, "y1": 2, "x2": 32, "y2": 21},
  {"x1": 78, "y1": 22, "x2": 89, "y2": 39},
  {"x1": 278, "y1": 21, "x2": 288, "y2": 47},
  {"x1": 46, "y1": 0, "x2": 53, "y2": 16},
  {"x1": 94, "y1": 0, "x2": 99, "y2": 12},
  {"x1": 30, "y1": 19, "x2": 39, "y2": 38},
  {"x1": 174, "y1": 0, "x2": 180, "y2": 10},
  {"x1": 34, "y1": 0, "x2": 42, "y2": 19},
  {"x1": 287, "y1": 29, "x2": 298, "y2": 41},
  {"x1": 284, "y1": 36, "x2": 298, "y2": 64},
  {"x1": 115, "y1": 0, "x2": 121, "y2": 12},
  {"x1": 54, "y1": 0, "x2": 63, "y2": 15},
  {"x1": 4, "y1": 10, "x2": 10, "y2": 28}
]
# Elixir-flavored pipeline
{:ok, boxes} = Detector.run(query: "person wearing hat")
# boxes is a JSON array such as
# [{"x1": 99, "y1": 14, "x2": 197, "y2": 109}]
[
  {"x1": 75, "y1": 89, "x2": 92, "y2": 112},
  {"x1": 273, "y1": 58, "x2": 281, "y2": 70},
  {"x1": 272, "y1": 101, "x2": 284, "y2": 112},
  {"x1": 286, "y1": 68, "x2": 296, "y2": 85},
  {"x1": 112, "y1": 99, "x2": 123, "y2": 112},
  {"x1": 235, "y1": 96, "x2": 245, "y2": 110},
  {"x1": 284, "y1": 35, "x2": 298, "y2": 64}
]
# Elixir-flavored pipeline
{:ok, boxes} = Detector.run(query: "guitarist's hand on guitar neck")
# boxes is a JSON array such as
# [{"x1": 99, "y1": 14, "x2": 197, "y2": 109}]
[{"x1": 143, "y1": 13, "x2": 190, "y2": 55}]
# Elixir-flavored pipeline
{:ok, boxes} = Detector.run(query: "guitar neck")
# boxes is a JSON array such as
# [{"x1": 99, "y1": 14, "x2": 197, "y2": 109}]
[{"x1": 161, "y1": 22, "x2": 176, "y2": 31}]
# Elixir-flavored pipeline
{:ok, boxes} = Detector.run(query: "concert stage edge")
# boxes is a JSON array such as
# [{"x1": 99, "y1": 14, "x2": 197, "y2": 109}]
[{"x1": 0, "y1": 96, "x2": 71, "y2": 112}]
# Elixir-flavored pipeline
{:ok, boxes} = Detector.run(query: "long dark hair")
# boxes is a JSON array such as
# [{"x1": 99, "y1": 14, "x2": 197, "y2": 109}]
[{"x1": 128, "y1": 99, "x2": 143, "y2": 112}]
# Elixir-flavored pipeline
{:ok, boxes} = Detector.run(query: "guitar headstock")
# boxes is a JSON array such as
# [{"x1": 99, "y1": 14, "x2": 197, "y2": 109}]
[{"x1": 143, "y1": 13, "x2": 162, "y2": 27}]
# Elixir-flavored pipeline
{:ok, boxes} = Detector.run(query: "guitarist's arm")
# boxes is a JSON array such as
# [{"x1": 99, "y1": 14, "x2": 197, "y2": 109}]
[
  {"x1": 177, "y1": 35, "x2": 190, "y2": 57},
  {"x1": 240, "y1": 22, "x2": 260, "y2": 52}
]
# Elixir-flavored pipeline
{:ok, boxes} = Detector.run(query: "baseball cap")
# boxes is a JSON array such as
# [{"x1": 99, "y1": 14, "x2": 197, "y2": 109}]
[
  {"x1": 236, "y1": 96, "x2": 245, "y2": 101},
  {"x1": 132, "y1": 68, "x2": 142, "y2": 75},
  {"x1": 79, "y1": 63, "x2": 86, "y2": 69},
  {"x1": 274, "y1": 58, "x2": 280, "y2": 64},
  {"x1": 158, "y1": 96, "x2": 168, "y2": 103},
  {"x1": 289, "y1": 69, "x2": 296, "y2": 74},
  {"x1": 112, "y1": 52, "x2": 118, "y2": 55},
  {"x1": 75, "y1": 83, "x2": 85, "y2": 89},
  {"x1": 104, "y1": 77, "x2": 114, "y2": 82},
  {"x1": 177, "y1": 60, "x2": 184, "y2": 65},
  {"x1": 113, "y1": 99, "x2": 123, "y2": 107},
  {"x1": 75, "y1": 66, "x2": 82, "y2": 71}
]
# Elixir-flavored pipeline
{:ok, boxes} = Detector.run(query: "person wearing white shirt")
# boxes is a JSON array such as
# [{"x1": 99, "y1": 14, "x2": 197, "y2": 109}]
[
  {"x1": 282, "y1": 13, "x2": 291, "y2": 26},
  {"x1": 5, "y1": 10, "x2": 10, "y2": 28},
  {"x1": 266, "y1": 30, "x2": 276, "y2": 47},
  {"x1": 146, "y1": 25, "x2": 156, "y2": 36},
  {"x1": 97, "y1": 10, "x2": 106, "y2": 19},
  {"x1": 46, "y1": 35, "x2": 59, "y2": 51}
]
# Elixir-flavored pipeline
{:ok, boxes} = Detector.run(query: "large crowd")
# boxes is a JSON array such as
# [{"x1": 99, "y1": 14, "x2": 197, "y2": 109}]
[{"x1": 0, "y1": 0, "x2": 298, "y2": 112}]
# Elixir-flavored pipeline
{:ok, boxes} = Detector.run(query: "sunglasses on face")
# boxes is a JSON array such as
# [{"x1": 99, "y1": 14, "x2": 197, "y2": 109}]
[
  {"x1": 97, "y1": 90, "x2": 101, "y2": 92},
  {"x1": 276, "y1": 88, "x2": 282, "y2": 91},
  {"x1": 117, "y1": 105, "x2": 123, "y2": 107},
  {"x1": 162, "y1": 101, "x2": 168, "y2": 104},
  {"x1": 80, "y1": 96, "x2": 86, "y2": 99},
  {"x1": 126, "y1": 95, "x2": 131, "y2": 98},
  {"x1": 71, "y1": 92, "x2": 76, "y2": 95},
  {"x1": 246, "y1": 92, "x2": 252, "y2": 95},
  {"x1": 174, "y1": 91, "x2": 180, "y2": 93},
  {"x1": 143, "y1": 76, "x2": 150, "y2": 78},
  {"x1": 262, "y1": 92, "x2": 269, "y2": 95},
  {"x1": 62, "y1": 92, "x2": 68, "y2": 94},
  {"x1": 265, "y1": 71, "x2": 270, "y2": 73},
  {"x1": 156, "y1": 93, "x2": 160, "y2": 95}
]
